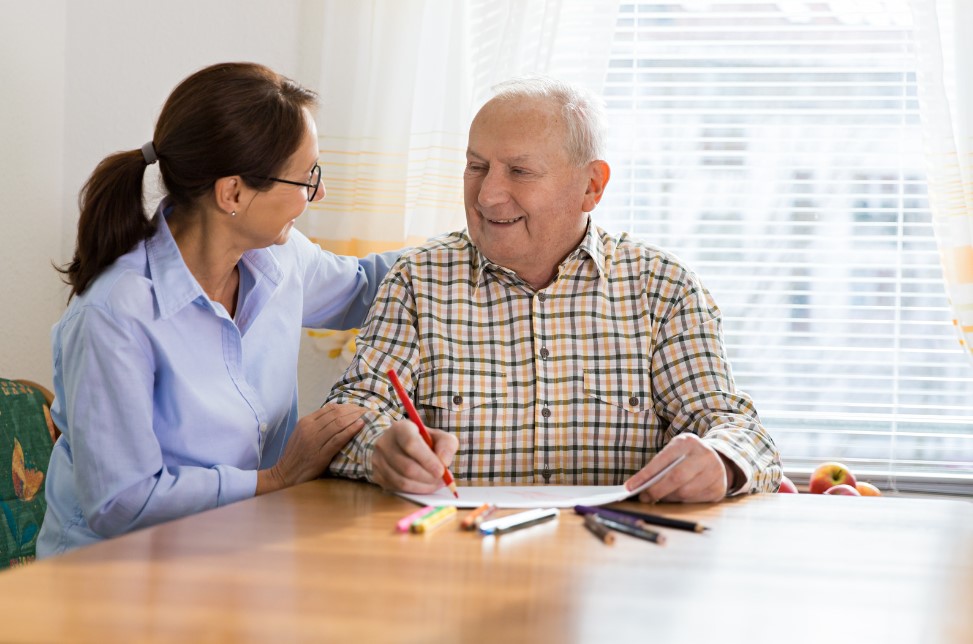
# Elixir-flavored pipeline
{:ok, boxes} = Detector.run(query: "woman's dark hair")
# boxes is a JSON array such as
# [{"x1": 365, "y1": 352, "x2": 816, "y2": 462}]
[{"x1": 57, "y1": 62, "x2": 319, "y2": 298}]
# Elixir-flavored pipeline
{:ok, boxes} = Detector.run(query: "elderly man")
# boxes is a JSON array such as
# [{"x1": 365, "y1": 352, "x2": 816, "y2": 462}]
[{"x1": 327, "y1": 77, "x2": 781, "y2": 503}]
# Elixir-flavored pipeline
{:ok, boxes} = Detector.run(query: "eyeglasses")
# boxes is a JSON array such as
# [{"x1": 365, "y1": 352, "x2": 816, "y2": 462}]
[{"x1": 258, "y1": 164, "x2": 322, "y2": 202}]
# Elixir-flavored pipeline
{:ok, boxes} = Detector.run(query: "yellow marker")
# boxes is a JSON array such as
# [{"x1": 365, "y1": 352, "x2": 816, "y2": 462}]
[
  {"x1": 411, "y1": 505, "x2": 457, "y2": 534},
  {"x1": 409, "y1": 506, "x2": 448, "y2": 532}
]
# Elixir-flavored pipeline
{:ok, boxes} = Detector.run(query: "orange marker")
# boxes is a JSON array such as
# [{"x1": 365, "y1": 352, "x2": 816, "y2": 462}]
[
  {"x1": 460, "y1": 503, "x2": 496, "y2": 530},
  {"x1": 387, "y1": 369, "x2": 459, "y2": 498}
]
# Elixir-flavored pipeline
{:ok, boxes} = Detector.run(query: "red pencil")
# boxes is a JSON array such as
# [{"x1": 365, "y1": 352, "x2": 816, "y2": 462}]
[{"x1": 386, "y1": 369, "x2": 459, "y2": 498}]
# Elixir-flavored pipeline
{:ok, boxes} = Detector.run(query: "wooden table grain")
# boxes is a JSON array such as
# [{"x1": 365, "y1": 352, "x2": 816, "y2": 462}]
[{"x1": 1, "y1": 480, "x2": 971, "y2": 643}]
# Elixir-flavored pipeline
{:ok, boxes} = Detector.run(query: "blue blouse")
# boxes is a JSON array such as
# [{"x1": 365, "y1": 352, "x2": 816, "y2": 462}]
[{"x1": 37, "y1": 201, "x2": 398, "y2": 555}]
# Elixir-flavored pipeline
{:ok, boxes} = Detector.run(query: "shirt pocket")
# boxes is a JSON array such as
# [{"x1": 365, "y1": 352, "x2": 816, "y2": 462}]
[
  {"x1": 580, "y1": 363, "x2": 652, "y2": 482},
  {"x1": 583, "y1": 364, "x2": 649, "y2": 414},
  {"x1": 416, "y1": 368, "x2": 507, "y2": 417},
  {"x1": 414, "y1": 369, "x2": 508, "y2": 481}
]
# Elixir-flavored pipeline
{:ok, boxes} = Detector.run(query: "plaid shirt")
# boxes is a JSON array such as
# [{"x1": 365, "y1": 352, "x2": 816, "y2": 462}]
[{"x1": 327, "y1": 220, "x2": 781, "y2": 493}]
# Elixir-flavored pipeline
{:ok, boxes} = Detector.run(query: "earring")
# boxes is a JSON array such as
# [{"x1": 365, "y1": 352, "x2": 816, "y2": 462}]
[{"x1": 230, "y1": 211, "x2": 236, "y2": 217}]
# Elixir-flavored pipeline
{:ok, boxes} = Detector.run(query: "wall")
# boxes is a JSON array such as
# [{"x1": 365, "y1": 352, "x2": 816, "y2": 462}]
[
  {"x1": 0, "y1": 0, "x2": 311, "y2": 389},
  {"x1": 0, "y1": 4, "x2": 68, "y2": 385}
]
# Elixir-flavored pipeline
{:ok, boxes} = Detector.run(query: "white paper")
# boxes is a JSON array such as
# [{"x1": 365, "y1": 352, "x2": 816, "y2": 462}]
[
  {"x1": 395, "y1": 454, "x2": 687, "y2": 508},
  {"x1": 395, "y1": 484, "x2": 635, "y2": 509}
]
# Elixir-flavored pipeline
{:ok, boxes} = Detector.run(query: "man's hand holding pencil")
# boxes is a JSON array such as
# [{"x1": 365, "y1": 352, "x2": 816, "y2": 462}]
[
  {"x1": 371, "y1": 419, "x2": 459, "y2": 494},
  {"x1": 374, "y1": 370, "x2": 460, "y2": 496}
]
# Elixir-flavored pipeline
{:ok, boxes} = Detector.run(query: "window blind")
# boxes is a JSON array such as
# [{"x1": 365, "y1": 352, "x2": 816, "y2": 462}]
[{"x1": 591, "y1": 1, "x2": 973, "y2": 493}]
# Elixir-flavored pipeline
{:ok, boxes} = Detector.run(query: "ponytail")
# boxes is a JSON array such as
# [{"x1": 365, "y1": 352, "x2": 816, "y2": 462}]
[{"x1": 57, "y1": 149, "x2": 155, "y2": 298}]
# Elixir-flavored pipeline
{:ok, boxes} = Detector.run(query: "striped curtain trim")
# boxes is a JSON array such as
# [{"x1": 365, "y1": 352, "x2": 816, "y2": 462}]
[{"x1": 309, "y1": 235, "x2": 430, "y2": 256}]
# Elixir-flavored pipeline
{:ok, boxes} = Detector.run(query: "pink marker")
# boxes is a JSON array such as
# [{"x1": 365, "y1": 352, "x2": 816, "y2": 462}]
[{"x1": 396, "y1": 506, "x2": 436, "y2": 532}]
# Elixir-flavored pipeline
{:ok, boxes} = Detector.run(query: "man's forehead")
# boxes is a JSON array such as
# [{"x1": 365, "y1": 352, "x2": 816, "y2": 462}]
[{"x1": 469, "y1": 99, "x2": 567, "y2": 156}]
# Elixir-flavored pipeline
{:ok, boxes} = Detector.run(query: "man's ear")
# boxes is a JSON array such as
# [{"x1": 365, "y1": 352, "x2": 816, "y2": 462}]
[
  {"x1": 581, "y1": 160, "x2": 611, "y2": 213},
  {"x1": 213, "y1": 176, "x2": 244, "y2": 215}
]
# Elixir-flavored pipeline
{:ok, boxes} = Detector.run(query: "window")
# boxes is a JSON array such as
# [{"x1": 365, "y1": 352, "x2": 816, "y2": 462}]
[{"x1": 592, "y1": 1, "x2": 973, "y2": 492}]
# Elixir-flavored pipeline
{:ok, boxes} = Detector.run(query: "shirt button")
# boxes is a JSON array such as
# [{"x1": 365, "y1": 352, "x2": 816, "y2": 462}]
[
  {"x1": 542, "y1": 464, "x2": 552, "y2": 483},
  {"x1": 538, "y1": 293, "x2": 548, "y2": 302},
  {"x1": 541, "y1": 407, "x2": 551, "y2": 418},
  {"x1": 259, "y1": 423, "x2": 268, "y2": 433},
  {"x1": 539, "y1": 347, "x2": 549, "y2": 359},
  {"x1": 452, "y1": 395, "x2": 463, "y2": 405},
  {"x1": 628, "y1": 396, "x2": 640, "y2": 407}
]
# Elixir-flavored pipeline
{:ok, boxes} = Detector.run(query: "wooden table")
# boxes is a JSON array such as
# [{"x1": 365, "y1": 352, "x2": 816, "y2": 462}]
[{"x1": 1, "y1": 480, "x2": 972, "y2": 643}]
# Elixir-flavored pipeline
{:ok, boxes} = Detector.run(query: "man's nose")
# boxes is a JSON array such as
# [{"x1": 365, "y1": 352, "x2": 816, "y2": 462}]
[{"x1": 477, "y1": 168, "x2": 508, "y2": 207}]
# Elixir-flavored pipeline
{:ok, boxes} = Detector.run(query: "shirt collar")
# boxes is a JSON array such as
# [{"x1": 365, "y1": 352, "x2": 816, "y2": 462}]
[
  {"x1": 575, "y1": 216, "x2": 611, "y2": 280},
  {"x1": 470, "y1": 215, "x2": 610, "y2": 290},
  {"x1": 469, "y1": 242, "x2": 491, "y2": 289},
  {"x1": 144, "y1": 198, "x2": 284, "y2": 320},
  {"x1": 240, "y1": 241, "x2": 283, "y2": 288},
  {"x1": 145, "y1": 200, "x2": 207, "y2": 319}
]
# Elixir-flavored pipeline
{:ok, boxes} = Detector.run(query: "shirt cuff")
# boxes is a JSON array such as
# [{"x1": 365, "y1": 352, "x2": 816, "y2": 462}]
[
  {"x1": 704, "y1": 438, "x2": 754, "y2": 496},
  {"x1": 358, "y1": 418, "x2": 387, "y2": 481},
  {"x1": 214, "y1": 465, "x2": 258, "y2": 506}
]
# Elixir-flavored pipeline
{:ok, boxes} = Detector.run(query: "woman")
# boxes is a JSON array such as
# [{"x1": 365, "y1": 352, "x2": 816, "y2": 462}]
[{"x1": 37, "y1": 62, "x2": 399, "y2": 556}]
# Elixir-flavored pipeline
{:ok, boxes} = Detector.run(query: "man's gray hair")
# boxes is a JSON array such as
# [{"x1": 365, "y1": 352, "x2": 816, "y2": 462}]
[{"x1": 490, "y1": 76, "x2": 607, "y2": 166}]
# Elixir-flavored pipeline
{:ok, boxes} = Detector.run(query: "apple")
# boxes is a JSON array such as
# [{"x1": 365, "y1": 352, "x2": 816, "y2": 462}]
[
  {"x1": 777, "y1": 475, "x2": 798, "y2": 494},
  {"x1": 808, "y1": 461, "x2": 857, "y2": 494},
  {"x1": 855, "y1": 481, "x2": 881, "y2": 497},
  {"x1": 823, "y1": 484, "x2": 861, "y2": 496}
]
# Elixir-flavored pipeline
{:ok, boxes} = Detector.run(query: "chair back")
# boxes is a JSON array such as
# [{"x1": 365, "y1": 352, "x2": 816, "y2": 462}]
[{"x1": 0, "y1": 379, "x2": 57, "y2": 569}]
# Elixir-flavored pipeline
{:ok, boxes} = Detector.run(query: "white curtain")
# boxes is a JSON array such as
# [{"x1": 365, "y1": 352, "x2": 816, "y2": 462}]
[
  {"x1": 911, "y1": 0, "x2": 973, "y2": 358},
  {"x1": 294, "y1": 0, "x2": 620, "y2": 403}
]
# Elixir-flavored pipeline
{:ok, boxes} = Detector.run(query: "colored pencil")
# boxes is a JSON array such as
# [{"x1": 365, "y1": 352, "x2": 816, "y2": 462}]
[
  {"x1": 595, "y1": 514, "x2": 666, "y2": 545},
  {"x1": 387, "y1": 369, "x2": 459, "y2": 498},
  {"x1": 574, "y1": 505, "x2": 708, "y2": 534},
  {"x1": 583, "y1": 514, "x2": 615, "y2": 545},
  {"x1": 586, "y1": 505, "x2": 708, "y2": 533}
]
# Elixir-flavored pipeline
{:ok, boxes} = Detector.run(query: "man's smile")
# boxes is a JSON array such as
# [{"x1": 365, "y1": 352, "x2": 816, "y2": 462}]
[{"x1": 484, "y1": 216, "x2": 524, "y2": 225}]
